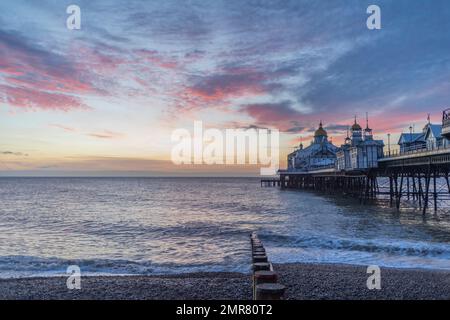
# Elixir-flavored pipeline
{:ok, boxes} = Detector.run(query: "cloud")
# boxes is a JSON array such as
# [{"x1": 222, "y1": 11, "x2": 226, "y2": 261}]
[
  {"x1": 285, "y1": 126, "x2": 307, "y2": 133},
  {"x1": 49, "y1": 124, "x2": 124, "y2": 139},
  {"x1": 0, "y1": 85, "x2": 89, "y2": 111},
  {"x1": 124, "y1": 1, "x2": 211, "y2": 42},
  {"x1": 241, "y1": 101, "x2": 301, "y2": 121},
  {"x1": 49, "y1": 124, "x2": 77, "y2": 132},
  {"x1": 0, "y1": 151, "x2": 28, "y2": 156},
  {"x1": 0, "y1": 29, "x2": 99, "y2": 111},
  {"x1": 134, "y1": 49, "x2": 179, "y2": 70},
  {"x1": 0, "y1": 28, "x2": 134, "y2": 111},
  {"x1": 186, "y1": 70, "x2": 272, "y2": 102},
  {"x1": 87, "y1": 130, "x2": 125, "y2": 139}
]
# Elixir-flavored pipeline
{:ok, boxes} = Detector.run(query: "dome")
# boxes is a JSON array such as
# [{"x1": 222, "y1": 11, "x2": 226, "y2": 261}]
[
  {"x1": 351, "y1": 117, "x2": 361, "y2": 131},
  {"x1": 314, "y1": 122, "x2": 327, "y2": 137}
]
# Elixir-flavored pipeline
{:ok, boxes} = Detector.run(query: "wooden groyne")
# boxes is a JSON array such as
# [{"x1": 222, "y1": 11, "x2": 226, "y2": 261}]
[{"x1": 250, "y1": 232, "x2": 286, "y2": 300}]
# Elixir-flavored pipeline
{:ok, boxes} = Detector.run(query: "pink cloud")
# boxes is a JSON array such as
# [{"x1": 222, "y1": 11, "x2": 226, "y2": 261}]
[
  {"x1": 87, "y1": 130, "x2": 125, "y2": 139},
  {"x1": 241, "y1": 102, "x2": 301, "y2": 123},
  {"x1": 0, "y1": 32, "x2": 135, "y2": 112},
  {"x1": 1, "y1": 85, "x2": 89, "y2": 111},
  {"x1": 49, "y1": 124, "x2": 77, "y2": 132},
  {"x1": 134, "y1": 49, "x2": 179, "y2": 70},
  {"x1": 72, "y1": 45, "x2": 128, "y2": 74},
  {"x1": 7, "y1": 76, "x2": 94, "y2": 95},
  {"x1": 186, "y1": 71, "x2": 269, "y2": 102}
]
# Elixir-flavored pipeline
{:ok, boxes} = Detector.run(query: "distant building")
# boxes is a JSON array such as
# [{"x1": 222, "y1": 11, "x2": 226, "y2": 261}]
[
  {"x1": 424, "y1": 123, "x2": 448, "y2": 150},
  {"x1": 398, "y1": 115, "x2": 450, "y2": 154},
  {"x1": 398, "y1": 132, "x2": 426, "y2": 153},
  {"x1": 288, "y1": 122, "x2": 338, "y2": 172},
  {"x1": 287, "y1": 116, "x2": 384, "y2": 173},
  {"x1": 336, "y1": 115, "x2": 384, "y2": 171},
  {"x1": 336, "y1": 131, "x2": 352, "y2": 171}
]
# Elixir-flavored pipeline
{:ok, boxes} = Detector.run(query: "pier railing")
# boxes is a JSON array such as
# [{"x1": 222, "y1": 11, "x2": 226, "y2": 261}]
[
  {"x1": 280, "y1": 164, "x2": 337, "y2": 174},
  {"x1": 383, "y1": 144, "x2": 450, "y2": 160}
]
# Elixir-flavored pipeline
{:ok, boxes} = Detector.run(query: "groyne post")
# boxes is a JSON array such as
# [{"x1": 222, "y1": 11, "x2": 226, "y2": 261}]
[
  {"x1": 255, "y1": 283, "x2": 286, "y2": 300},
  {"x1": 250, "y1": 232, "x2": 286, "y2": 300}
]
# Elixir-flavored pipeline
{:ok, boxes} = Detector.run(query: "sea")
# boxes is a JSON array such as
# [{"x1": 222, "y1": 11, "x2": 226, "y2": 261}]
[{"x1": 0, "y1": 177, "x2": 449, "y2": 278}]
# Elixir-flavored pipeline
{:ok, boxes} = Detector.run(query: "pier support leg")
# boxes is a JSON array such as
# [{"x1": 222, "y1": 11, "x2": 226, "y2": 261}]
[
  {"x1": 396, "y1": 174, "x2": 404, "y2": 210},
  {"x1": 446, "y1": 172, "x2": 450, "y2": 194},
  {"x1": 433, "y1": 170, "x2": 437, "y2": 212},
  {"x1": 407, "y1": 176, "x2": 410, "y2": 200},
  {"x1": 418, "y1": 173, "x2": 423, "y2": 209},
  {"x1": 423, "y1": 169, "x2": 431, "y2": 215},
  {"x1": 389, "y1": 176, "x2": 394, "y2": 207}
]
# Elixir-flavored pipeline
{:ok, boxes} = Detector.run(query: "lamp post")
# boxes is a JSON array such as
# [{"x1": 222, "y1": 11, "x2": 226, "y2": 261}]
[
  {"x1": 387, "y1": 133, "x2": 391, "y2": 156},
  {"x1": 409, "y1": 126, "x2": 413, "y2": 153}
]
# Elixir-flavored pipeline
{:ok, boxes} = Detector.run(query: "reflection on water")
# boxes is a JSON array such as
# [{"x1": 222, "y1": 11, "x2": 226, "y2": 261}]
[{"x1": 0, "y1": 177, "x2": 449, "y2": 278}]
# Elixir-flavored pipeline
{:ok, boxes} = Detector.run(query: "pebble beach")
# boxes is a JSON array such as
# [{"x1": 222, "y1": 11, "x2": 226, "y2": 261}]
[{"x1": 1, "y1": 263, "x2": 449, "y2": 300}]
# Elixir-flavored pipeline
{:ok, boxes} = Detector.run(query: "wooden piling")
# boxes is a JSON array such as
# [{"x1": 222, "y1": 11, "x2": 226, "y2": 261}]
[
  {"x1": 255, "y1": 283, "x2": 286, "y2": 300},
  {"x1": 253, "y1": 270, "x2": 278, "y2": 300},
  {"x1": 252, "y1": 262, "x2": 271, "y2": 272},
  {"x1": 252, "y1": 255, "x2": 268, "y2": 263}
]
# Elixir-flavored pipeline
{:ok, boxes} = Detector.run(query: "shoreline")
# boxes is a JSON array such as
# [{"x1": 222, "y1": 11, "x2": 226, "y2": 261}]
[{"x1": 1, "y1": 262, "x2": 449, "y2": 300}]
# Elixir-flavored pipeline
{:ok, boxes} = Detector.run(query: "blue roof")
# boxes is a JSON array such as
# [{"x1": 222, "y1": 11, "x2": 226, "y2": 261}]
[
  {"x1": 428, "y1": 124, "x2": 442, "y2": 139},
  {"x1": 398, "y1": 133, "x2": 425, "y2": 144}
]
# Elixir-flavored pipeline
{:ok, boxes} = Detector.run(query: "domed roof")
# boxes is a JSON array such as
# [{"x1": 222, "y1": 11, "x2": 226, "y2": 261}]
[
  {"x1": 351, "y1": 116, "x2": 361, "y2": 131},
  {"x1": 314, "y1": 121, "x2": 327, "y2": 137}
]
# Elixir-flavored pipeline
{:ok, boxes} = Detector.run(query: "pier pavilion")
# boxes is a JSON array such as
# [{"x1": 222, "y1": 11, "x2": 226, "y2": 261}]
[
  {"x1": 287, "y1": 122, "x2": 338, "y2": 172},
  {"x1": 336, "y1": 115, "x2": 384, "y2": 171}
]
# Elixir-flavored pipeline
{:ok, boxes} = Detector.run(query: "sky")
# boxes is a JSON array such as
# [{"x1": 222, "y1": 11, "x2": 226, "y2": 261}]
[{"x1": 1, "y1": 0, "x2": 450, "y2": 176}]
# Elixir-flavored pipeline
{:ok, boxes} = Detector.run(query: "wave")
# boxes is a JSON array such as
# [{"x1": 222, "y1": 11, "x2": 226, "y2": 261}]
[
  {"x1": 0, "y1": 255, "x2": 250, "y2": 279},
  {"x1": 258, "y1": 233, "x2": 450, "y2": 260}
]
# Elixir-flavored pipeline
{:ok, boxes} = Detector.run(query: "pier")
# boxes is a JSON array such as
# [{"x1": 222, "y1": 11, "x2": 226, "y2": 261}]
[
  {"x1": 378, "y1": 148, "x2": 450, "y2": 213},
  {"x1": 274, "y1": 148, "x2": 450, "y2": 213},
  {"x1": 260, "y1": 179, "x2": 280, "y2": 187},
  {"x1": 269, "y1": 109, "x2": 450, "y2": 213}
]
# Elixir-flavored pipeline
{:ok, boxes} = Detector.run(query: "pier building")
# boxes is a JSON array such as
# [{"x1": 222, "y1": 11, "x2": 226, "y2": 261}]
[
  {"x1": 398, "y1": 116, "x2": 450, "y2": 154},
  {"x1": 287, "y1": 122, "x2": 338, "y2": 172},
  {"x1": 336, "y1": 116, "x2": 384, "y2": 171}
]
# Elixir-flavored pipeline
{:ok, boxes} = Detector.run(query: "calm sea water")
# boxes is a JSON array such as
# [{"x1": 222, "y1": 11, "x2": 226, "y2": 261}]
[{"x1": 0, "y1": 177, "x2": 449, "y2": 278}]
